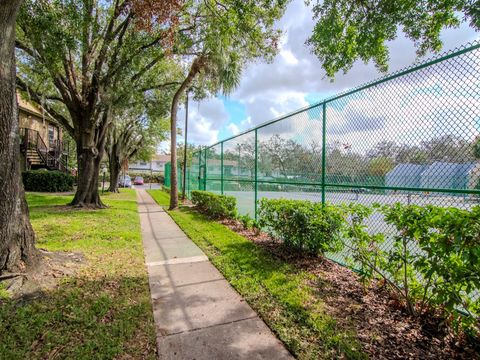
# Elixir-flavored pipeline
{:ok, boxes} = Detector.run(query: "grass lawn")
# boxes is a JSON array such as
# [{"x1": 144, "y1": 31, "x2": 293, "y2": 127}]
[
  {"x1": 147, "y1": 189, "x2": 366, "y2": 360},
  {"x1": 0, "y1": 190, "x2": 156, "y2": 359}
]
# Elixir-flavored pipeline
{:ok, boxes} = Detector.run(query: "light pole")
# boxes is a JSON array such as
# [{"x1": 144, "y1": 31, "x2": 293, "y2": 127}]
[
  {"x1": 181, "y1": 89, "x2": 190, "y2": 201},
  {"x1": 101, "y1": 166, "x2": 106, "y2": 194}
]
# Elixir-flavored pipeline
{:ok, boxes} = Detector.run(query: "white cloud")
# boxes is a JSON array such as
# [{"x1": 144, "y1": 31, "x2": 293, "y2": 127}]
[
  {"x1": 177, "y1": 97, "x2": 228, "y2": 145},
  {"x1": 180, "y1": 0, "x2": 479, "y2": 149},
  {"x1": 224, "y1": 0, "x2": 479, "y2": 137},
  {"x1": 280, "y1": 49, "x2": 299, "y2": 65},
  {"x1": 227, "y1": 122, "x2": 240, "y2": 135}
]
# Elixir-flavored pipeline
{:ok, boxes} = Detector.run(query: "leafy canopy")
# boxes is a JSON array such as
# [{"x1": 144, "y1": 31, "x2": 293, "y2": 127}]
[
  {"x1": 307, "y1": 0, "x2": 480, "y2": 77},
  {"x1": 174, "y1": 0, "x2": 288, "y2": 96}
]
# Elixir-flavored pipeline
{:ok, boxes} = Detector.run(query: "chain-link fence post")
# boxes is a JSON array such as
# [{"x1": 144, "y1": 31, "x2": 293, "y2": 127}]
[
  {"x1": 203, "y1": 147, "x2": 207, "y2": 190},
  {"x1": 321, "y1": 101, "x2": 327, "y2": 207},
  {"x1": 254, "y1": 129, "x2": 259, "y2": 220},
  {"x1": 198, "y1": 149, "x2": 201, "y2": 190},
  {"x1": 221, "y1": 142, "x2": 224, "y2": 195}
]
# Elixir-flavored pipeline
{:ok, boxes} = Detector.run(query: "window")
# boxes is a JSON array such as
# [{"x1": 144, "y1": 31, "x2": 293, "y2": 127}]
[{"x1": 48, "y1": 124, "x2": 56, "y2": 146}]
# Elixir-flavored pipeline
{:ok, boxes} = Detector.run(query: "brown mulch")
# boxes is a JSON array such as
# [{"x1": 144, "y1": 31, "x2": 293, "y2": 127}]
[{"x1": 220, "y1": 219, "x2": 480, "y2": 360}]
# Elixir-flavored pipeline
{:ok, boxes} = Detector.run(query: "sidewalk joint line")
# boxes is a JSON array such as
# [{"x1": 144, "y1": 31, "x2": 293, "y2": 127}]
[
  {"x1": 146, "y1": 255, "x2": 209, "y2": 266},
  {"x1": 158, "y1": 315, "x2": 260, "y2": 338}
]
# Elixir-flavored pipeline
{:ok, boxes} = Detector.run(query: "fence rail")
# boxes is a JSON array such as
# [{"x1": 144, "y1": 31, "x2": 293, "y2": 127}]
[
  {"x1": 174, "y1": 42, "x2": 480, "y2": 302},
  {"x1": 185, "y1": 41, "x2": 479, "y2": 216}
]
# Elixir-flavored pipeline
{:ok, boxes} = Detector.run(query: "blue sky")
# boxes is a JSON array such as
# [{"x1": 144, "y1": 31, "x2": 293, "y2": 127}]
[{"x1": 170, "y1": 1, "x2": 479, "y2": 149}]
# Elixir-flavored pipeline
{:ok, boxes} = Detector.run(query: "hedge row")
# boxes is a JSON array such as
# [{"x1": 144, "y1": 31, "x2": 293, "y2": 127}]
[
  {"x1": 23, "y1": 170, "x2": 75, "y2": 192},
  {"x1": 127, "y1": 172, "x2": 164, "y2": 184},
  {"x1": 261, "y1": 199, "x2": 480, "y2": 336},
  {"x1": 258, "y1": 198, "x2": 346, "y2": 254},
  {"x1": 190, "y1": 190, "x2": 237, "y2": 219},
  {"x1": 187, "y1": 191, "x2": 480, "y2": 336}
]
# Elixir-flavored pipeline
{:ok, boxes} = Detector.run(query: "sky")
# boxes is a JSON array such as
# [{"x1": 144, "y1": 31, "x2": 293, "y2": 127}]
[{"x1": 167, "y1": 0, "x2": 479, "y2": 151}]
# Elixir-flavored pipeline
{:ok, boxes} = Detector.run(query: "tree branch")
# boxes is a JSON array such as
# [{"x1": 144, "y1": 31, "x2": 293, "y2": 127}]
[
  {"x1": 141, "y1": 81, "x2": 181, "y2": 92},
  {"x1": 16, "y1": 77, "x2": 75, "y2": 137}
]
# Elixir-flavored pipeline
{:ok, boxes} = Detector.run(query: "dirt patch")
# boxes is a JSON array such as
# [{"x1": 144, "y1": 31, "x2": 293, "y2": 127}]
[
  {"x1": 1, "y1": 249, "x2": 85, "y2": 301},
  {"x1": 220, "y1": 219, "x2": 480, "y2": 359}
]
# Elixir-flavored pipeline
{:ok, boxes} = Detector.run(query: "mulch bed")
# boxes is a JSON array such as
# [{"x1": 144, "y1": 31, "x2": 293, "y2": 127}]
[{"x1": 220, "y1": 218, "x2": 480, "y2": 360}]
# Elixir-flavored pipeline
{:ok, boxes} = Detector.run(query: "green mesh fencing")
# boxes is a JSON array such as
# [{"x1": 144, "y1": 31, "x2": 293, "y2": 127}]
[
  {"x1": 164, "y1": 162, "x2": 183, "y2": 192},
  {"x1": 184, "y1": 41, "x2": 480, "y2": 300}
]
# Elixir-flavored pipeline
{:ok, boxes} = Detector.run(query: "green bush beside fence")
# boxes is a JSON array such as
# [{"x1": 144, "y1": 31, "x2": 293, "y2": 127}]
[
  {"x1": 22, "y1": 170, "x2": 75, "y2": 192},
  {"x1": 258, "y1": 198, "x2": 347, "y2": 255},
  {"x1": 190, "y1": 192, "x2": 480, "y2": 336},
  {"x1": 258, "y1": 198, "x2": 480, "y2": 336},
  {"x1": 190, "y1": 190, "x2": 237, "y2": 219}
]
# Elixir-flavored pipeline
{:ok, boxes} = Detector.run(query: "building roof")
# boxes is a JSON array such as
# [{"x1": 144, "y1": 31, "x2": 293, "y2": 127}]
[
  {"x1": 17, "y1": 92, "x2": 56, "y2": 123},
  {"x1": 420, "y1": 161, "x2": 476, "y2": 177},
  {"x1": 152, "y1": 154, "x2": 171, "y2": 162},
  {"x1": 386, "y1": 163, "x2": 428, "y2": 179}
]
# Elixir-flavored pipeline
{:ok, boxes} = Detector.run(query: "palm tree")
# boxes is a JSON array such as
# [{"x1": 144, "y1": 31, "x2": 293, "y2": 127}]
[{"x1": 168, "y1": 50, "x2": 242, "y2": 209}]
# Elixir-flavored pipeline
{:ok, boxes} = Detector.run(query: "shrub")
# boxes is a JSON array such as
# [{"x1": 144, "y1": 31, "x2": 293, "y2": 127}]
[
  {"x1": 238, "y1": 214, "x2": 254, "y2": 229},
  {"x1": 190, "y1": 190, "x2": 237, "y2": 219},
  {"x1": 128, "y1": 172, "x2": 164, "y2": 184},
  {"x1": 258, "y1": 198, "x2": 347, "y2": 255},
  {"x1": 22, "y1": 170, "x2": 75, "y2": 192},
  {"x1": 385, "y1": 204, "x2": 480, "y2": 334},
  {"x1": 344, "y1": 202, "x2": 480, "y2": 335}
]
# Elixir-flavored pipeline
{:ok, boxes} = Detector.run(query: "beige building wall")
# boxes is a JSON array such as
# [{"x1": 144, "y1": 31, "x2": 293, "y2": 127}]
[{"x1": 17, "y1": 93, "x2": 62, "y2": 147}]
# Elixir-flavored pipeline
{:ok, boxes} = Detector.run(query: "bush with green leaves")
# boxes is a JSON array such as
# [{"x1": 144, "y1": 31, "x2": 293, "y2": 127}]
[
  {"x1": 190, "y1": 190, "x2": 237, "y2": 219},
  {"x1": 22, "y1": 170, "x2": 75, "y2": 192},
  {"x1": 343, "y1": 202, "x2": 480, "y2": 336},
  {"x1": 238, "y1": 214, "x2": 254, "y2": 229},
  {"x1": 258, "y1": 198, "x2": 347, "y2": 255},
  {"x1": 128, "y1": 172, "x2": 164, "y2": 184}
]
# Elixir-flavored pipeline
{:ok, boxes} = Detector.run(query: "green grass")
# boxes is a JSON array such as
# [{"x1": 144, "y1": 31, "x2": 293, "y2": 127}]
[
  {"x1": 0, "y1": 190, "x2": 156, "y2": 359},
  {"x1": 147, "y1": 189, "x2": 170, "y2": 206},
  {"x1": 147, "y1": 189, "x2": 366, "y2": 359}
]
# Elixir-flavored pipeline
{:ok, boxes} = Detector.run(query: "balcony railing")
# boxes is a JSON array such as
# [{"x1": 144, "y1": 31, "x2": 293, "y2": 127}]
[{"x1": 20, "y1": 128, "x2": 68, "y2": 172}]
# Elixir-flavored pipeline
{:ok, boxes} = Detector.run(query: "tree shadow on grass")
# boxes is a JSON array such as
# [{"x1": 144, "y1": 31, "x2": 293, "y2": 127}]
[
  {"x1": 0, "y1": 273, "x2": 156, "y2": 359},
  {"x1": 173, "y1": 208, "x2": 365, "y2": 359}
]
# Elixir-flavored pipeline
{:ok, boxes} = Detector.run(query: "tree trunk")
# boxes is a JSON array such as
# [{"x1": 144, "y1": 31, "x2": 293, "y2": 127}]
[
  {"x1": 108, "y1": 152, "x2": 121, "y2": 193},
  {"x1": 69, "y1": 130, "x2": 107, "y2": 208},
  {"x1": 0, "y1": 0, "x2": 38, "y2": 273},
  {"x1": 169, "y1": 57, "x2": 203, "y2": 210},
  {"x1": 169, "y1": 102, "x2": 179, "y2": 209}
]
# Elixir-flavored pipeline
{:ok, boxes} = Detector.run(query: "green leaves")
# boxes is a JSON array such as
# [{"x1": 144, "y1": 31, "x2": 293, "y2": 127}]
[
  {"x1": 22, "y1": 170, "x2": 75, "y2": 192},
  {"x1": 190, "y1": 190, "x2": 237, "y2": 219},
  {"x1": 348, "y1": 202, "x2": 480, "y2": 336},
  {"x1": 255, "y1": 197, "x2": 480, "y2": 335},
  {"x1": 258, "y1": 198, "x2": 347, "y2": 255},
  {"x1": 307, "y1": 0, "x2": 477, "y2": 77}
]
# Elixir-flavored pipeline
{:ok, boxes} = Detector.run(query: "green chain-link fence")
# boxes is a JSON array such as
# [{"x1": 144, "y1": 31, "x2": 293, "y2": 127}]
[{"x1": 174, "y1": 41, "x2": 480, "y2": 299}]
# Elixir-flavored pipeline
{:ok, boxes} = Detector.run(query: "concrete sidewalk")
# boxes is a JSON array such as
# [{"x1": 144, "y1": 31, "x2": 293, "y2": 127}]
[{"x1": 137, "y1": 190, "x2": 293, "y2": 360}]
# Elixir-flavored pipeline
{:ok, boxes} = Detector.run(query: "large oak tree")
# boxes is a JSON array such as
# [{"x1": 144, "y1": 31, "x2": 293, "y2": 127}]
[
  {"x1": 0, "y1": 0, "x2": 38, "y2": 273},
  {"x1": 15, "y1": 0, "x2": 180, "y2": 207}
]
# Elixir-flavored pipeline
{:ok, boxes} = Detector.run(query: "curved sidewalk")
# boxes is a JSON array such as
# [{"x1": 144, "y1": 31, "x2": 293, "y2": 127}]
[{"x1": 137, "y1": 190, "x2": 293, "y2": 360}]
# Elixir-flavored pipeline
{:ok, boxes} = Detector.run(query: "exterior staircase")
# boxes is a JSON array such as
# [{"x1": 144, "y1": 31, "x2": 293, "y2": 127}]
[
  {"x1": 26, "y1": 148, "x2": 44, "y2": 167},
  {"x1": 20, "y1": 128, "x2": 68, "y2": 172}
]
